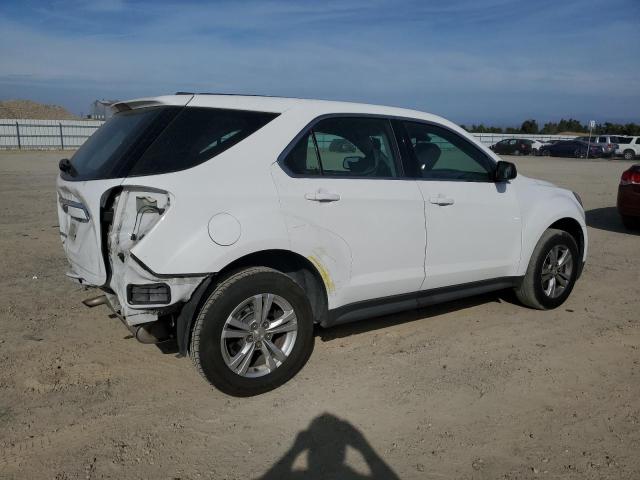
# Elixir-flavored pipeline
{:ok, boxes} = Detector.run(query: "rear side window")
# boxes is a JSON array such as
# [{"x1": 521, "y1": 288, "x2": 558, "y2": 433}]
[
  {"x1": 129, "y1": 108, "x2": 278, "y2": 176},
  {"x1": 618, "y1": 137, "x2": 632, "y2": 144},
  {"x1": 282, "y1": 132, "x2": 321, "y2": 175},
  {"x1": 282, "y1": 117, "x2": 400, "y2": 178},
  {"x1": 64, "y1": 107, "x2": 277, "y2": 181}
]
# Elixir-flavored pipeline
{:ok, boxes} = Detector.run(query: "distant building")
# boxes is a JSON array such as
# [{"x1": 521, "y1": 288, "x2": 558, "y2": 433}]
[{"x1": 88, "y1": 99, "x2": 119, "y2": 120}]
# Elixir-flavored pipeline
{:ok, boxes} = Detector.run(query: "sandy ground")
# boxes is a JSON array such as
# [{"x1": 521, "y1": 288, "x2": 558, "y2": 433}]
[{"x1": 0, "y1": 151, "x2": 638, "y2": 480}]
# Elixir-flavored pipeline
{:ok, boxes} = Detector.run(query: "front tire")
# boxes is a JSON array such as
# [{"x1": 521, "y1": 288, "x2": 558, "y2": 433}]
[
  {"x1": 190, "y1": 267, "x2": 315, "y2": 396},
  {"x1": 515, "y1": 228, "x2": 579, "y2": 310}
]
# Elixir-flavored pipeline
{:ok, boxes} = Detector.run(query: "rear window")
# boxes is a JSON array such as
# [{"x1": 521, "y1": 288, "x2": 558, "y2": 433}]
[
  {"x1": 64, "y1": 107, "x2": 277, "y2": 181},
  {"x1": 66, "y1": 107, "x2": 175, "y2": 181}
]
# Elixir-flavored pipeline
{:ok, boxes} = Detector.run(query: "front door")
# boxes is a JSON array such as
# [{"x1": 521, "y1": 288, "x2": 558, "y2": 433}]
[
  {"x1": 397, "y1": 121, "x2": 522, "y2": 290},
  {"x1": 272, "y1": 116, "x2": 426, "y2": 308}
]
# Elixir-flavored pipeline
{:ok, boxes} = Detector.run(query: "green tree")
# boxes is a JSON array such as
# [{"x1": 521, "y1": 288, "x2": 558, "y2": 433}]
[
  {"x1": 520, "y1": 119, "x2": 539, "y2": 134},
  {"x1": 556, "y1": 118, "x2": 586, "y2": 133},
  {"x1": 540, "y1": 122, "x2": 559, "y2": 134}
]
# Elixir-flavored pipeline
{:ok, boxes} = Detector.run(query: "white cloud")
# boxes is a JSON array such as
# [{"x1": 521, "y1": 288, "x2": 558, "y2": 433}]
[{"x1": 0, "y1": 0, "x2": 638, "y2": 121}]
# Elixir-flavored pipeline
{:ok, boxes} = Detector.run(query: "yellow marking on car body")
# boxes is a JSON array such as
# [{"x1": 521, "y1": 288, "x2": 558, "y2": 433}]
[{"x1": 307, "y1": 255, "x2": 336, "y2": 294}]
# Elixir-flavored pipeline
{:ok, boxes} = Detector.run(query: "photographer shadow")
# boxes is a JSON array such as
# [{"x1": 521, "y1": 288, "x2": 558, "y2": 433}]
[{"x1": 258, "y1": 413, "x2": 400, "y2": 480}]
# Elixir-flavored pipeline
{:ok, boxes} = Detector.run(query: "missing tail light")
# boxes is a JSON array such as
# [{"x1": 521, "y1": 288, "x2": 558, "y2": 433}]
[{"x1": 127, "y1": 283, "x2": 171, "y2": 305}]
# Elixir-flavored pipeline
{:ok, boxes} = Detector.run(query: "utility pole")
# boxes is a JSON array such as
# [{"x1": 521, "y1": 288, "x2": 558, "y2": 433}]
[{"x1": 586, "y1": 120, "x2": 595, "y2": 159}]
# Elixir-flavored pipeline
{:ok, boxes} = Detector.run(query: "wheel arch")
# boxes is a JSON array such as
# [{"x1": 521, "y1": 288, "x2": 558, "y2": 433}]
[
  {"x1": 517, "y1": 186, "x2": 587, "y2": 278},
  {"x1": 175, "y1": 249, "x2": 329, "y2": 356},
  {"x1": 214, "y1": 249, "x2": 329, "y2": 325},
  {"x1": 548, "y1": 217, "x2": 585, "y2": 263}
]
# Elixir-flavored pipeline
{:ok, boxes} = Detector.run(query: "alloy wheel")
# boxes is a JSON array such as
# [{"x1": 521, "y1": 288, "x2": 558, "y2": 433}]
[
  {"x1": 541, "y1": 245, "x2": 573, "y2": 298},
  {"x1": 220, "y1": 294, "x2": 298, "y2": 377}
]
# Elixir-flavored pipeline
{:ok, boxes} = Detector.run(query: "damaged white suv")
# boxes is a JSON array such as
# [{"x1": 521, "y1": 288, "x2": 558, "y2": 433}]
[{"x1": 57, "y1": 94, "x2": 587, "y2": 396}]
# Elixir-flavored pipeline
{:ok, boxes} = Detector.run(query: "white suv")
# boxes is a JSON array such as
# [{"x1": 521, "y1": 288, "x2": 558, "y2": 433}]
[
  {"x1": 57, "y1": 94, "x2": 587, "y2": 396},
  {"x1": 616, "y1": 136, "x2": 640, "y2": 160}
]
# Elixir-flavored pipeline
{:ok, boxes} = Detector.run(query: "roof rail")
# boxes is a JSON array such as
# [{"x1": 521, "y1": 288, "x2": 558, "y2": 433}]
[{"x1": 174, "y1": 92, "x2": 308, "y2": 100}]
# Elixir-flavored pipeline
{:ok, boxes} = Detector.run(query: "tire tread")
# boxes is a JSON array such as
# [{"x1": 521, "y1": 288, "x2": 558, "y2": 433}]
[
  {"x1": 189, "y1": 266, "x2": 314, "y2": 396},
  {"x1": 515, "y1": 228, "x2": 578, "y2": 310}
]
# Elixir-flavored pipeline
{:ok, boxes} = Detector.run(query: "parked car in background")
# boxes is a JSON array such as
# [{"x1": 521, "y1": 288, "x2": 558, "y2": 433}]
[
  {"x1": 538, "y1": 139, "x2": 561, "y2": 153},
  {"x1": 528, "y1": 139, "x2": 545, "y2": 155},
  {"x1": 540, "y1": 140, "x2": 604, "y2": 158},
  {"x1": 56, "y1": 93, "x2": 587, "y2": 395},
  {"x1": 615, "y1": 136, "x2": 640, "y2": 160},
  {"x1": 490, "y1": 138, "x2": 534, "y2": 155},
  {"x1": 576, "y1": 135, "x2": 620, "y2": 157},
  {"x1": 617, "y1": 164, "x2": 640, "y2": 229}
]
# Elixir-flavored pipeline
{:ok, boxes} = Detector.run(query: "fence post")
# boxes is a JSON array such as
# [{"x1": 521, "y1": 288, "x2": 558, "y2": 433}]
[
  {"x1": 59, "y1": 122, "x2": 64, "y2": 149},
  {"x1": 15, "y1": 122, "x2": 21, "y2": 150}
]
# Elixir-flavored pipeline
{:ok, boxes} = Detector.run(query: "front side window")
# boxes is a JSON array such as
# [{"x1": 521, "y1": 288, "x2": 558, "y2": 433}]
[{"x1": 403, "y1": 122, "x2": 493, "y2": 181}]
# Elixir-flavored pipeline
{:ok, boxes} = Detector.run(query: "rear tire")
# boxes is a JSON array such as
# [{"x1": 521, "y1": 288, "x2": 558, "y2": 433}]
[
  {"x1": 515, "y1": 229, "x2": 579, "y2": 310},
  {"x1": 542, "y1": 149, "x2": 551, "y2": 156},
  {"x1": 190, "y1": 267, "x2": 315, "y2": 396},
  {"x1": 623, "y1": 150, "x2": 635, "y2": 160}
]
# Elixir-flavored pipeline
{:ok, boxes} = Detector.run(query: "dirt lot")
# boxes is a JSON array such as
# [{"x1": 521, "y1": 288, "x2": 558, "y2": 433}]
[{"x1": 0, "y1": 151, "x2": 638, "y2": 479}]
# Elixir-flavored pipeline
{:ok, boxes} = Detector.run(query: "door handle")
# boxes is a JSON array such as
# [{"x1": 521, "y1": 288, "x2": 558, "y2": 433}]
[
  {"x1": 429, "y1": 195, "x2": 455, "y2": 206},
  {"x1": 305, "y1": 190, "x2": 341, "y2": 202}
]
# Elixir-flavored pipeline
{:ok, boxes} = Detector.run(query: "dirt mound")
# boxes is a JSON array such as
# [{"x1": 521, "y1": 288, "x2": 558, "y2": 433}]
[{"x1": 0, "y1": 99, "x2": 78, "y2": 120}]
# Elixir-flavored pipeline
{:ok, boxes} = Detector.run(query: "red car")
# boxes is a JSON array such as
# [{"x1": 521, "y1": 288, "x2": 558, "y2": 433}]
[{"x1": 618, "y1": 164, "x2": 640, "y2": 229}]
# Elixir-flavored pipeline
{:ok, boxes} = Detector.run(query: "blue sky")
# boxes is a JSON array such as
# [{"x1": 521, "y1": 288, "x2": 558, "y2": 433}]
[{"x1": 0, "y1": 0, "x2": 639, "y2": 125}]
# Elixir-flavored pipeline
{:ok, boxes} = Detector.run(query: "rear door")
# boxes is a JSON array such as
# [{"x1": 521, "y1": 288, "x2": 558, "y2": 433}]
[
  {"x1": 272, "y1": 116, "x2": 426, "y2": 308},
  {"x1": 397, "y1": 121, "x2": 522, "y2": 290}
]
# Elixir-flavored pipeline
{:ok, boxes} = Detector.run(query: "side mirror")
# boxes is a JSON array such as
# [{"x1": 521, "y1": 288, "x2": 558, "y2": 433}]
[
  {"x1": 494, "y1": 160, "x2": 517, "y2": 182},
  {"x1": 342, "y1": 156, "x2": 362, "y2": 171}
]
